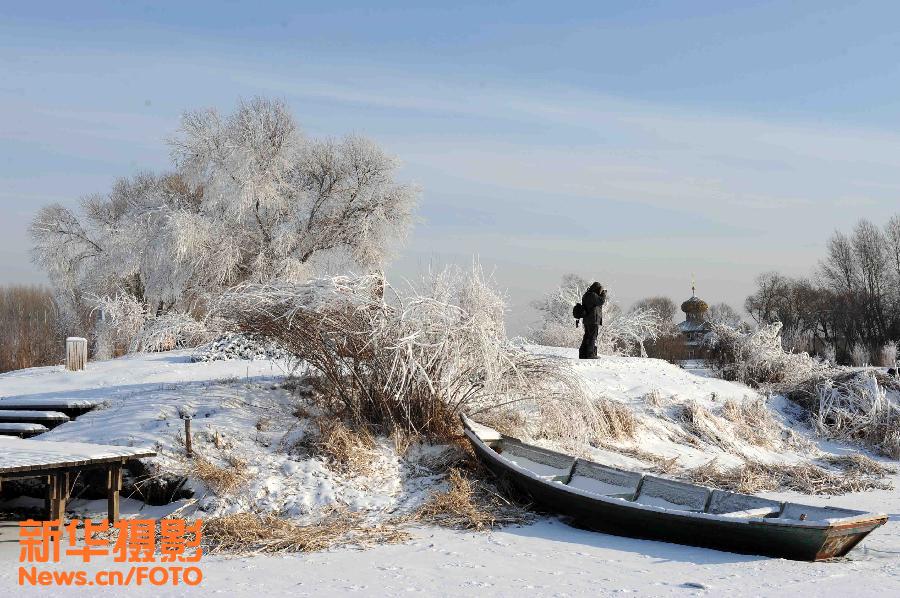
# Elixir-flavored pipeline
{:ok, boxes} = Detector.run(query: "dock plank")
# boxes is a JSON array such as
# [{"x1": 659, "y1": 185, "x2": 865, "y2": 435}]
[
  {"x1": 0, "y1": 398, "x2": 100, "y2": 410},
  {"x1": 0, "y1": 437, "x2": 155, "y2": 475}
]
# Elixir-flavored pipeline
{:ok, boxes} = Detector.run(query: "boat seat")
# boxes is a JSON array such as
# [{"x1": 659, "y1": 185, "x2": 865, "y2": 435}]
[
  {"x1": 706, "y1": 489, "x2": 782, "y2": 516},
  {"x1": 779, "y1": 503, "x2": 864, "y2": 522},
  {"x1": 635, "y1": 476, "x2": 709, "y2": 512},
  {"x1": 501, "y1": 439, "x2": 576, "y2": 480},
  {"x1": 717, "y1": 506, "x2": 781, "y2": 518},
  {"x1": 566, "y1": 459, "x2": 643, "y2": 499}
]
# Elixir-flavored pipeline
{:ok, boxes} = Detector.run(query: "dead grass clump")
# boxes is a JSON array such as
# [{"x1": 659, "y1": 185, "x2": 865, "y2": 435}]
[
  {"x1": 684, "y1": 460, "x2": 779, "y2": 494},
  {"x1": 191, "y1": 455, "x2": 248, "y2": 495},
  {"x1": 411, "y1": 438, "x2": 472, "y2": 473},
  {"x1": 305, "y1": 417, "x2": 377, "y2": 474},
  {"x1": 720, "y1": 397, "x2": 804, "y2": 449},
  {"x1": 813, "y1": 371, "x2": 900, "y2": 458},
  {"x1": 475, "y1": 407, "x2": 528, "y2": 438},
  {"x1": 203, "y1": 510, "x2": 411, "y2": 554},
  {"x1": 594, "y1": 398, "x2": 638, "y2": 441},
  {"x1": 599, "y1": 445, "x2": 680, "y2": 473},
  {"x1": 538, "y1": 396, "x2": 638, "y2": 450},
  {"x1": 683, "y1": 460, "x2": 893, "y2": 495},
  {"x1": 415, "y1": 468, "x2": 531, "y2": 531},
  {"x1": 820, "y1": 454, "x2": 897, "y2": 477},
  {"x1": 675, "y1": 401, "x2": 733, "y2": 451},
  {"x1": 672, "y1": 397, "x2": 808, "y2": 454},
  {"x1": 642, "y1": 389, "x2": 665, "y2": 408}
]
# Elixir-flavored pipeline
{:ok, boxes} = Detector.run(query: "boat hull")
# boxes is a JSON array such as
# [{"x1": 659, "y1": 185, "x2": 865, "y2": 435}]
[{"x1": 464, "y1": 425, "x2": 886, "y2": 561}]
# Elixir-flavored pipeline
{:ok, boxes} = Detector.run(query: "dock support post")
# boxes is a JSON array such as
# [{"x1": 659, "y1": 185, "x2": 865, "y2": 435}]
[
  {"x1": 48, "y1": 471, "x2": 70, "y2": 524},
  {"x1": 184, "y1": 417, "x2": 193, "y2": 457},
  {"x1": 107, "y1": 464, "x2": 122, "y2": 523},
  {"x1": 44, "y1": 475, "x2": 51, "y2": 519}
]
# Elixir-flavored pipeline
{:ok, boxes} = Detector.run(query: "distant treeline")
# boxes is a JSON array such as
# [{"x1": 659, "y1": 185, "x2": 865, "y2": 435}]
[
  {"x1": 745, "y1": 214, "x2": 900, "y2": 366},
  {"x1": 0, "y1": 285, "x2": 62, "y2": 373}
]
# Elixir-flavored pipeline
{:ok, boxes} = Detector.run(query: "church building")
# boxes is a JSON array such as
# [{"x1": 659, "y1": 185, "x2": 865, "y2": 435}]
[{"x1": 676, "y1": 284, "x2": 712, "y2": 360}]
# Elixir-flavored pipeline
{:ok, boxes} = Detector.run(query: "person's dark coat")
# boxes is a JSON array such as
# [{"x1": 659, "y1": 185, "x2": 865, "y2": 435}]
[
  {"x1": 579, "y1": 282, "x2": 606, "y2": 359},
  {"x1": 581, "y1": 283, "x2": 605, "y2": 326}
]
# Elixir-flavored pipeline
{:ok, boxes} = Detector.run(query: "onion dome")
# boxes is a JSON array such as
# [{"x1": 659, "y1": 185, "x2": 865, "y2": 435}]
[
  {"x1": 681, "y1": 295, "x2": 708, "y2": 316},
  {"x1": 681, "y1": 282, "x2": 708, "y2": 324}
]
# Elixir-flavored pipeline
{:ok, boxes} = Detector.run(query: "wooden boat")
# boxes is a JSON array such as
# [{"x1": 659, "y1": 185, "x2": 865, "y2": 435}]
[{"x1": 462, "y1": 415, "x2": 888, "y2": 561}]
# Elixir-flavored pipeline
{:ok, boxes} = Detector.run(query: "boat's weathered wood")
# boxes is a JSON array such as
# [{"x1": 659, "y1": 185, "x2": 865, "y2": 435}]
[{"x1": 461, "y1": 414, "x2": 887, "y2": 561}]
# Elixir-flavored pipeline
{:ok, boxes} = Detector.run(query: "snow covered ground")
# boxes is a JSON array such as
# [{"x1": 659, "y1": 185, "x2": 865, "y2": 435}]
[{"x1": 1, "y1": 348, "x2": 898, "y2": 596}]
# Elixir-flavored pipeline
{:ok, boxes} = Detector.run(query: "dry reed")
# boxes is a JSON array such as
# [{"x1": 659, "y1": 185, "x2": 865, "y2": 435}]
[
  {"x1": 203, "y1": 510, "x2": 411, "y2": 554},
  {"x1": 536, "y1": 396, "x2": 638, "y2": 450},
  {"x1": 214, "y1": 270, "x2": 582, "y2": 442},
  {"x1": 293, "y1": 416, "x2": 377, "y2": 475},
  {"x1": 683, "y1": 459, "x2": 893, "y2": 495},
  {"x1": 813, "y1": 371, "x2": 900, "y2": 458},
  {"x1": 191, "y1": 455, "x2": 248, "y2": 495},
  {"x1": 415, "y1": 468, "x2": 532, "y2": 530},
  {"x1": 0, "y1": 285, "x2": 62, "y2": 373},
  {"x1": 820, "y1": 453, "x2": 897, "y2": 477}
]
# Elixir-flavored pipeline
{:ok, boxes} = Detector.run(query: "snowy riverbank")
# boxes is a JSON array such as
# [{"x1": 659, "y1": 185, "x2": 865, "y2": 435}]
[{"x1": 1, "y1": 349, "x2": 897, "y2": 596}]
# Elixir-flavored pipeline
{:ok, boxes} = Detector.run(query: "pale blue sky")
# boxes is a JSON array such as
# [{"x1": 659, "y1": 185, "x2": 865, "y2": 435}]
[{"x1": 3, "y1": 2, "x2": 900, "y2": 332}]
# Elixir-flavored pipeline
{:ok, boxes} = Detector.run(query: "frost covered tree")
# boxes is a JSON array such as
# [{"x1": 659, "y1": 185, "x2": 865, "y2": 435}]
[
  {"x1": 630, "y1": 296, "x2": 677, "y2": 329},
  {"x1": 706, "y1": 302, "x2": 743, "y2": 328},
  {"x1": 30, "y1": 98, "x2": 418, "y2": 348}
]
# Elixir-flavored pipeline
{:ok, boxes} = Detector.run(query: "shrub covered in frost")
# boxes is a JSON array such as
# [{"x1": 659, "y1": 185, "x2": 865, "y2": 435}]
[
  {"x1": 192, "y1": 333, "x2": 292, "y2": 363},
  {"x1": 705, "y1": 322, "x2": 827, "y2": 387},
  {"x1": 212, "y1": 266, "x2": 587, "y2": 440},
  {"x1": 91, "y1": 294, "x2": 217, "y2": 358},
  {"x1": 814, "y1": 370, "x2": 900, "y2": 458}
]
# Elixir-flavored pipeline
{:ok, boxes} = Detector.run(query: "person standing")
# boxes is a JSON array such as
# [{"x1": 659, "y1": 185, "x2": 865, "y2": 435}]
[{"x1": 578, "y1": 282, "x2": 606, "y2": 359}]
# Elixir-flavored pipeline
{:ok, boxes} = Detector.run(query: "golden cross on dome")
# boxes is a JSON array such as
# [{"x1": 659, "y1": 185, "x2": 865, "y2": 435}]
[{"x1": 691, "y1": 273, "x2": 696, "y2": 297}]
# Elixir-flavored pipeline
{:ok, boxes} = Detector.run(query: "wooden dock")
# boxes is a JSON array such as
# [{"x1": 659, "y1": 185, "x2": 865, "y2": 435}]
[{"x1": 0, "y1": 437, "x2": 155, "y2": 522}]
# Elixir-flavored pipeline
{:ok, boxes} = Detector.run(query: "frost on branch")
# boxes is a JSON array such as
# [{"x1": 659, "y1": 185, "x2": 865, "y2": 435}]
[
  {"x1": 30, "y1": 98, "x2": 419, "y2": 347},
  {"x1": 705, "y1": 322, "x2": 827, "y2": 387},
  {"x1": 815, "y1": 372, "x2": 900, "y2": 458},
  {"x1": 91, "y1": 294, "x2": 217, "y2": 358},
  {"x1": 212, "y1": 266, "x2": 584, "y2": 439}
]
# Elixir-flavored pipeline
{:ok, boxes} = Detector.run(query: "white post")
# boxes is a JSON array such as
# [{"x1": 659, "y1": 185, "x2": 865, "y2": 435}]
[{"x1": 65, "y1": 337, "x2": 87, "y2": 371}]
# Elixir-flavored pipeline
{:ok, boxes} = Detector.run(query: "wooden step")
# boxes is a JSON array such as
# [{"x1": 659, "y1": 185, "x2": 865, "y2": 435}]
[
  {"x1": 0, "y1": 398, "x2": 100, "y2": 417},
  {"x1": 0, "y1": 410, "x2": 70, "y2": 428},
  {"x1": 0, "y1": 422, "x2": 49, "y2": 438}
]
